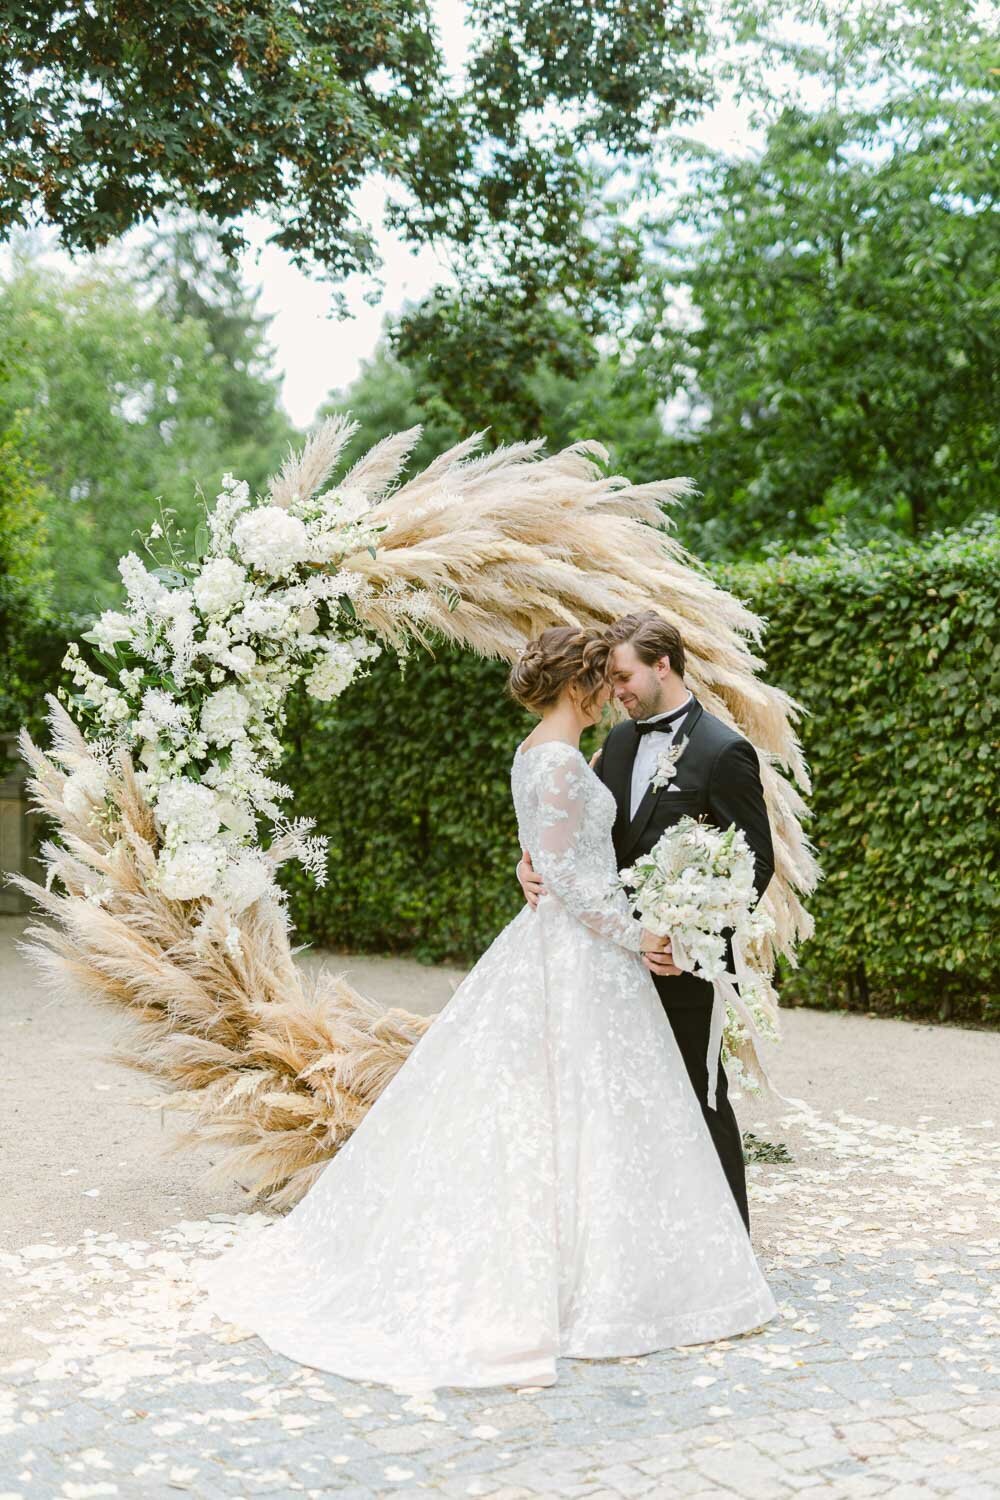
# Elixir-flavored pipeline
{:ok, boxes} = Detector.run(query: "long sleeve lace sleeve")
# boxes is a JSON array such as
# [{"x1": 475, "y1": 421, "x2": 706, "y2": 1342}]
[{"x1": 531, "y1": 748, "x2": 645, "y2": 952}]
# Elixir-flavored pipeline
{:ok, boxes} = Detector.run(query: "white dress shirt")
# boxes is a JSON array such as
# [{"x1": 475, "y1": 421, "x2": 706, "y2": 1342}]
[{"x1": 629, "y1": 696, "x2": 693, "y2": 820}]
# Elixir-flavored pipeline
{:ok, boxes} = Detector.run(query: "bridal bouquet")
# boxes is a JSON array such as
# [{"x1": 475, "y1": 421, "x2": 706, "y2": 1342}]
[
  {"x1": 619, "y1": 818, "x2": 785, "y2": 1106},
  {"x1": 619, "y1": 817, "x2": 773, "y2": 981}
]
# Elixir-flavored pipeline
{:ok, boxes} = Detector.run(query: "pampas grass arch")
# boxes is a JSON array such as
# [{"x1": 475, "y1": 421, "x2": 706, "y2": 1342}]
[{"x1": 12, "y1": 418, "x2": 817, "y2": 1208}]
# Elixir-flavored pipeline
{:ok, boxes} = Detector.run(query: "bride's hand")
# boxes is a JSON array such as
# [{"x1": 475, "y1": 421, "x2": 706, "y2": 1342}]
[{"x1": 639, "y1": 930, "x2": 669, "y2": 954}]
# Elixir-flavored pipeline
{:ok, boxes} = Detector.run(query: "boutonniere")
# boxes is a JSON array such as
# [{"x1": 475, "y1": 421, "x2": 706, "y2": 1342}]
[{"x1": 650, "y1": 735, "x2": 689, "y2": 791}]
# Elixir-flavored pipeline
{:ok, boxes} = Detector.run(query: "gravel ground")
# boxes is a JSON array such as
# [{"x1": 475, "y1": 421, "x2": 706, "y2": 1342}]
[{"x1": 1, "y1": 914, "x2": 998, "y2": 1499}]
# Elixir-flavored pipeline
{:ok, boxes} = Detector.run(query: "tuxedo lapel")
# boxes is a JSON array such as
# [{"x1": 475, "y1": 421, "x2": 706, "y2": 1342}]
[{"x1": 620, "y1": 696, "x2": 704, "y2": 864}]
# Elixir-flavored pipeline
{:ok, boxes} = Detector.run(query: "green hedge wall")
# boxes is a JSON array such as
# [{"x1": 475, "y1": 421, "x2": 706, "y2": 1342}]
[
  {"x1": 4, "y1": 522, "x2": 997, "y2": 1020},
  {"x1": 719, "y1": 524, "x2": 999, "y2": 1023}
]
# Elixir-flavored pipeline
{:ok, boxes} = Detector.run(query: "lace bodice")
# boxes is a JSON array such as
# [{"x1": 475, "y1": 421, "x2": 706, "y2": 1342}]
[{"x1": 512, "y1": 741, "x2": 645, "y2": 952}]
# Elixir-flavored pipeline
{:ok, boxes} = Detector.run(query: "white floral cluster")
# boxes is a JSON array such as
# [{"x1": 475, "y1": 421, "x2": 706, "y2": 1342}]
[
  {"x1": 59, "y1": 472, "x2": 399, "y2": 926},
  {"x1": 619, "y1": 818, "x2": 774, "y2": 983},
  {"x1": 720, "y1": 970, "x2": 781, "y2": 1095}
]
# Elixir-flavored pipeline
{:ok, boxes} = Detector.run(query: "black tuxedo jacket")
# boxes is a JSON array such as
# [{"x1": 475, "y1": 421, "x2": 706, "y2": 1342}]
[{"x1": 594, "y1": 696, "x2": 775, "y2": 1008}]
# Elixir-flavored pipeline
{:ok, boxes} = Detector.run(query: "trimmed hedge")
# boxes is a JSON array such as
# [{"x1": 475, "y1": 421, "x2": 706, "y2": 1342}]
[
  {"x1": 4, "y1": 522, "x2": 997, "y2": 1020},
  {"x1": 721, "y1": 523, "x2": 999, "y2": 1022}
]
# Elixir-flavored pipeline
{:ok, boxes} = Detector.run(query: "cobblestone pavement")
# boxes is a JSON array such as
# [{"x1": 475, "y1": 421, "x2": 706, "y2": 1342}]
[{"x1": 2, "y1": 1100, "x2": 998, "y2": 1499}]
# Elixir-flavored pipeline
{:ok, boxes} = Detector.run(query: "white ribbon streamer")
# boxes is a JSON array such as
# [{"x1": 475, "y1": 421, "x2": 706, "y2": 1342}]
[{"x1": 670, "y1": 933, "x2": 809, "y2": 1114}]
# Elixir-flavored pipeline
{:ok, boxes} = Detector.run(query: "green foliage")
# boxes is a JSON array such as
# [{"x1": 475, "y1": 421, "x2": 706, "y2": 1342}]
[
  {"x1": 280, "y1": 650, "x2": 543, "y2": 963},
  {"x1": 0, "y1": 0, "x2": 710, "y2": 290},
  {"x1": 0, "y1": 252, "x2": 295, "y2": 617},
  {"x1": 0, "y1": 414, "x2": 63, "y2": 742},
  {"x1": 637, "y1": 0, "x2": 999, "y2": 555},
  {"x1": 723, "y1": 520, "x2": 1000, "y2": 1021}
]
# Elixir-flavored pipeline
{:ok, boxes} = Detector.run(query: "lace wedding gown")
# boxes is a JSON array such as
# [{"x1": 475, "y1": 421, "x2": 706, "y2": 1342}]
[{"x1": 194, "y1": 741, "x2": 777, "y2": 1390}]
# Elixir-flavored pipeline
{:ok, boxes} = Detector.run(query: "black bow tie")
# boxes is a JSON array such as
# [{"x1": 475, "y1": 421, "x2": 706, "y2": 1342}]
[{"x1": 635, "y1": 707, "x2": 689, "y2": 736}]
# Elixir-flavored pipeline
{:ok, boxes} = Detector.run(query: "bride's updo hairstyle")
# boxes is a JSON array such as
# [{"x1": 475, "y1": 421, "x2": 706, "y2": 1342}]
[{"x1": 508, "y1": 626, "x2": 611, "y2": 717}]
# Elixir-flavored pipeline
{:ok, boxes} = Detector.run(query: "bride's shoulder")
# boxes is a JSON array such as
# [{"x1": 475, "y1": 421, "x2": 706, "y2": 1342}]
[
  {"x1": 511, "y1": 740, "x2": 586, "y2": 784},
  {"x1": 513, "y1": 738, "x2": 584, "y2": 764}
]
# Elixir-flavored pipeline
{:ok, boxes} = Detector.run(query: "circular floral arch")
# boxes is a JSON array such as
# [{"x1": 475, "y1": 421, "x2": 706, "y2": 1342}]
[{"x1": 15, "y1": 418, "x2": 816, "y2": 1207}]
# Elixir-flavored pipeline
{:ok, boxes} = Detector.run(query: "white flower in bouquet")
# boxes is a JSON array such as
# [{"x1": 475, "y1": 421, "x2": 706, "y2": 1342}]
[
  {"x1": 193, "y1": 557, "x2": 248, "y2": 617},
  {"x1": 136, "y1": 687, "x2": 191, "y2": 735},
  {"x1": 200, "y1": 685, "x2": 252, "y2": 746},
  {"x1": 220, "y1": 643, "x2": 257, "y2": 677},
  {"x1": 62, "y1": 763, "x2": 109, "y2": 818},
  {"x1": 619, "y1": 818, "x2": 771, "y2": 981},
  {"x1": 89, "y1": 611, "x2": 134, "y2": 652},
  {"x1": 304, "y1": 642, "x2": 359, "y2": 701},
  {"x1": 232, "y1": 506, "x2": 310, "y2": 575},
  {"x1": 154, "y1": 778, "x2": 223, "y2": 843},
  {"x1": 156, "y1": 840, "x2": 227, "y2": 901},
  {"x1": 207, "y1": 473, "x2": 251, "y2": 554},
  {"x1": 235, "y1": 597, "x2": 292, "y2": 639},
  {"x1": 216, "y1": 796, "x2": 257, "y2": 838},
  {"x1": 217, "y1": 851, "x2": 274, "y2": 912},
  {"x1": 296, "y1": 603, "x2": 321, "y2": 636},
  {"x1": 118, "y1": 552, "x2": 168, "y2": 614}
]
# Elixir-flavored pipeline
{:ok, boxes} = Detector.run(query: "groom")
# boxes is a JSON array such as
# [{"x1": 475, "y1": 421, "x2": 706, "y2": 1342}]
[{"x1": 517, "y1": 611, "x2": 774, "y2": 1233}]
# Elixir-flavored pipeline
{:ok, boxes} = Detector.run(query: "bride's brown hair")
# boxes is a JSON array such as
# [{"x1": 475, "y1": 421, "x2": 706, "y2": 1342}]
[{"x1": 508, "y1": 626, "x2": 612, "y2": 716}]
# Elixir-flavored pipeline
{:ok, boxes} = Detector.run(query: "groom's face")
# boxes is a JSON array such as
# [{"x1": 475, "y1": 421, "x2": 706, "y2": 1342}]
[{"x1": 609, "y1": 643, "x2": 669, "y2": 720}]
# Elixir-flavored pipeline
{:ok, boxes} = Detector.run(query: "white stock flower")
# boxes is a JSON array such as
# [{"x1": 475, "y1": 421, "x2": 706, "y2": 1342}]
[
  {"x1": 154, "y1": 779, "x2": 222, "y2": 843},
  {"x1": 232, "y1": 506, "x2": 310, "y2": 575},
  {"x1": 157, "y1": 841, "x2": 227, "y2": 901},
  {"x1": 200, "y1": 685, "x2": 252, "y2": 746},
  {"x1": 193, "y1": 557, "x2": 248, "y2": 617},
  {"x1": 119, "y1": 553, "x2": 168, "y2": 612}
]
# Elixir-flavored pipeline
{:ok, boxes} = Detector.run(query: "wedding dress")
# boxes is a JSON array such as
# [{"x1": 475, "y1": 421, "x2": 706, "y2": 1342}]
[{"x1": 194, "y1": 740, "x2": 777, "y2": 1390}]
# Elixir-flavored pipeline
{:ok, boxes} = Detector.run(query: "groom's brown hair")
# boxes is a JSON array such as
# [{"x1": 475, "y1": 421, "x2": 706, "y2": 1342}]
[{"x1": 604, "y1": 612, "x2": 686, "y2": 677}]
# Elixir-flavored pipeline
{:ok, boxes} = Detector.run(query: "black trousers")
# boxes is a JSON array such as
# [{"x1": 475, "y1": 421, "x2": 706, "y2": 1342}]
[{"x1": 651, "y1": 972, "x2": 751, "y2": 1234}]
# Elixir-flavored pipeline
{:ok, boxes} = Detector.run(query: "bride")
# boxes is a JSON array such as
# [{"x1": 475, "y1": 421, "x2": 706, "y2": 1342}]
[{"x1": 193, "y1": 625, "x2": 778, "y2": 1391}]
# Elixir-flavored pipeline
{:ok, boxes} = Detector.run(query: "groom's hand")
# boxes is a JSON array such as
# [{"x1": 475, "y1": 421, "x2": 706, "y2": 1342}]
[
  {"x1": 642, "y1": 939, "x2": 682, "y2": 977},
  {"x1": 516, "y1": 849, "x2": 546, "y2": 910}
]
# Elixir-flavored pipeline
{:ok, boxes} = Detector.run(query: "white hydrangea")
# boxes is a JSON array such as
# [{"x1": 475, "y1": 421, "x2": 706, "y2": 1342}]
[
  {"x1": 217, "y1": 851, "x2": 274, "y2": 912},
  {"x1": 200, "y1": 685, "x2": 252, "y2": 746},
  {"x1": 62, "y1": 763, "x2": 108, "y2": 818},
  {"x1": 304, "y1": 644, "x2": 358, "y2": 701},
  {"x1": 193, "y1": 557, "x2": 248, "y2": 617},
  {"x1": 232, "y1": 506, "x2": 310, "y2": 575},
  {"x1": 234, "y1": 598, "x2": 292, "y2": 638},
  {"x1": 222, "y1": 644, "x2": 257, "y2": 677},
  {"x1": 157, "y1": 841, "x2": 227, "y2": 901},
  {"x1": 154, "y1": 778, "x2": 222, "y2": 843}
]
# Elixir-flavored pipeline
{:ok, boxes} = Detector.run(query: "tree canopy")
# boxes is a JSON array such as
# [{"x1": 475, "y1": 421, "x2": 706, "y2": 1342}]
[
  {"x1": 1, "y1": 0, "x2": 710, "y2": 292},
  {"x1": 638, "y1": 0, "x2": 999, "y2": 554}
]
